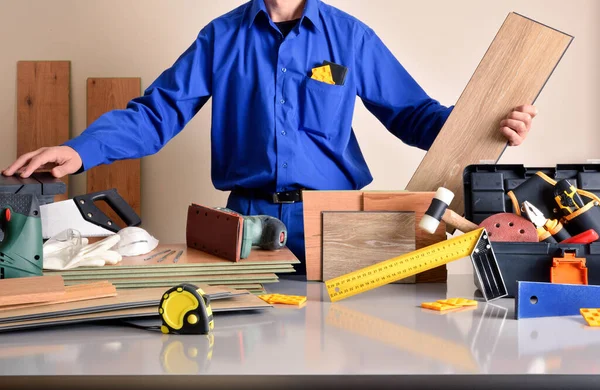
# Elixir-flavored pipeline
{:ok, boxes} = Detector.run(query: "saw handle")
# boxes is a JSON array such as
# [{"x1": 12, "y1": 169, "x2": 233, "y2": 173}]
[{"x1": 74, "y1": 189, "x2": 141, "y2": 233}]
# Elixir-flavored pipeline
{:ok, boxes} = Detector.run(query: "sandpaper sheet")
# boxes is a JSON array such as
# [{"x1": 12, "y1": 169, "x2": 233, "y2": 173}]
[
  {"x1": 0, "y1": 275, "x2": 65, "y2": 307},
  {"x1": 186, "y1": 204, "x2": 244, "y2": 262},
  {"x1": 0, "y1": 293, "x2": 272, "y2": 333},
  {"x1": 405, "y1": 12, "x2": 573, "y2": 216}
]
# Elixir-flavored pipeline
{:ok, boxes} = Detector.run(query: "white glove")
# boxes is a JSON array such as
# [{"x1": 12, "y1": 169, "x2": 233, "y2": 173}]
[{"x1": 43, "y1": 229, "x2": 123, "y2": 270}]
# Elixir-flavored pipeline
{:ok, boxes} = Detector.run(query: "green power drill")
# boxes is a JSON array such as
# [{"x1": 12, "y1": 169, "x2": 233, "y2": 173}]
[
  {"x1": 216, "y1": 208, "x2": 287, "y2": 259},
  {"x1": 0, "y1": 194, "x2": 44, "y2": 279}
]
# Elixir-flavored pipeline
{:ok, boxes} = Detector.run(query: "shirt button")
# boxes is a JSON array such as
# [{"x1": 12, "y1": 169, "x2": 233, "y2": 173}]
[
  {"x1": 282, "y1": 163, "x2": 288, "y2": 168},
  {"x1": 280, "y1": 99, "x2": 285, "y2": 104},
  {"x1": 281, "y1": 68, "x2": 287, "y2": 73},
  {"x1": 281, "y1": 131, "x2": 286, "y2": 136}
]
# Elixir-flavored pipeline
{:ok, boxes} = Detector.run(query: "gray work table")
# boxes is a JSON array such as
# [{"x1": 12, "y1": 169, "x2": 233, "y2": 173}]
[{"x1": 0, "y1": 275, "x2": 598, "y2": 389}]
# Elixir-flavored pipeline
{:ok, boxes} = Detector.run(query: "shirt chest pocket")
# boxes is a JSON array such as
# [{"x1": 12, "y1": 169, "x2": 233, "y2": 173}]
[{"x1": 297, "y1": 77, "x2": 344, "y2": 139}]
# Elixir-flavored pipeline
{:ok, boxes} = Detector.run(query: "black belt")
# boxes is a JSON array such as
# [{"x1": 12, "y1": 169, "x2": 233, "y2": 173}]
[{"x1": 231, "y1": 188, "x2": 305, "y2": 204}]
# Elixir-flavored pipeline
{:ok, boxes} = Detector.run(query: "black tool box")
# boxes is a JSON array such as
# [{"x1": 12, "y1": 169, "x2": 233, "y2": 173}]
[
  {"x1": 0, "y1": 173, "x2": 66, "y2": 205},
  {"x1": 463, "y1": 164, "x2": 600, "y2": 297}
]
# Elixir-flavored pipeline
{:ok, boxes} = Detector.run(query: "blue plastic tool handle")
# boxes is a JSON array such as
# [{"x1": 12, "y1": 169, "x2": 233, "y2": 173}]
[{"x1": 516, "y1": 281, "x2": 600, "y2": 319}]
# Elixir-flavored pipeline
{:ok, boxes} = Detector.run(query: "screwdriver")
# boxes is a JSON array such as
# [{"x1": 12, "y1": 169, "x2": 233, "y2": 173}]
[{"x1": 521, "y1": 201, "x2": 571, "y2": 243}]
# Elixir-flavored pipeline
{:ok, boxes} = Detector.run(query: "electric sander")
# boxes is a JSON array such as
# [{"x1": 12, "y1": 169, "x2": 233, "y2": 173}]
[
  {"x1": 186, "y1": 203, "x2": 287, "y2": 262},
  {"x1": 0, "y1": 194, "x2": 44, "y2": 279}
]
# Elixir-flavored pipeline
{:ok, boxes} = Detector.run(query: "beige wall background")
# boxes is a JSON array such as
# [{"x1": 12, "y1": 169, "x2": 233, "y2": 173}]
[{"x1": 0, "y1": 0, "x2": 598, "y2": 275}]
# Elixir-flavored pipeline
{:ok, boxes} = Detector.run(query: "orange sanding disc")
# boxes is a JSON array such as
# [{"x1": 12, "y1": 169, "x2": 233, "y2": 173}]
[{"x1": 479, "y1": 213, "x2": 538, "y2": 242}]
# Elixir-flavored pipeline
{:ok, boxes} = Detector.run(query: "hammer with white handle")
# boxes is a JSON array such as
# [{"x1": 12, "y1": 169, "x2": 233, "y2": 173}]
[{"x1": 420, "y1": 188, "x2": 480, "y2": 234}]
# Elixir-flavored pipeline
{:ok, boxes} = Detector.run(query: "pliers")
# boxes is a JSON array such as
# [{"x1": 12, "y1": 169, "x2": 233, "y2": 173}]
[{"x1": 521, "y1": 201, "x2": 571, "y2": 243}]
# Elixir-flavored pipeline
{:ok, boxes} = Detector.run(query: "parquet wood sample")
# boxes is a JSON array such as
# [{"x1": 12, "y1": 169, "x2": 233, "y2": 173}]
[
  {"x1": 303, "y1": 191, "x2": 362, "y2": 280},
  {"x1": 362, "y1": 192, "x2": 448, "y2": 283},
  {"x1": 322, "y1": 211, "x2": 416, "y2": 282},
  {"x1": 405, "y1": 12, "x2": 573, "y2": 216},
  {"x1": 0, "y1": 281, "x2": 116, "y2": 312},
  {"x1": 17, "y1": 61, "x2": 70, "y2": 201},
  {"x1": 304, "y1": 191, "x2": 447, "y2": 282},
  {"x1": 86, "y1": 78, "x2": 142, "y2": 225},
  {"x1": 0, "y1": 285, "x2": 232, "y2": 324},
  {"x1": 0, "y1": 292, "x2": 271, "y2": 333},
  {"x1": 0, "y1": 275, "x2": 65, "y2": 307}
]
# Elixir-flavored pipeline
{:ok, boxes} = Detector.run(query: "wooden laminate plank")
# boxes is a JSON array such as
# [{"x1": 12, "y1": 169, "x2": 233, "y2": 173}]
[
  {"x1": 43, "y1": 244, "x2": 299, "y2": 276},
  {"x1": 0, "y1": 285, "x2": 231, "y2": 323},
  {"x1": 322, "y1": 211, "x2": 416, "y2": 282},
  {"x1": 0, "y1": 281, "x2": 116, "y2": 312},
  {"x1": 405, "y1": 12, "x2": 573, "y2": 216},
  {"x1": 0, "y1": 293, "x2": 271, "y2": 333},
  {"x1": 17, "y1": 61, "x2": 70, "y2": 201},
  {"x1": 303, "y1": 191, "x2": 363, "y2": 281},
  {"x1": 362, "y1": 192, "x2": 448, "y2": 283},
  {"x1": 0, "y1": 275, "x2": 65, "y2": 307},
  {"x1": 63, "y1": 273, "x2": 278, "y2": 286},
  {"x1": 55, "y1": 266, "x2": 295, "y2": 280},
  {"x1": 86, "y1": 78, "x2": 142, "y2": 224}
]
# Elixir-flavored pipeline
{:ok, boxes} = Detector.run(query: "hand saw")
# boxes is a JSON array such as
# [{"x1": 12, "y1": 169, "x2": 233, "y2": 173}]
[
  {"x1": 325, "y1": 228, "x2": 508, "y2": 302},
  {"x1": 39, "y1": 189, "x2": 141, "y2": 239}
]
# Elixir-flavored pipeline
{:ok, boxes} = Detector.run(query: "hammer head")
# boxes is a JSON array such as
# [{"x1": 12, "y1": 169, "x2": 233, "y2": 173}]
[{"x1": 419, "y1": 187, "x2": 455, "y2": 234}]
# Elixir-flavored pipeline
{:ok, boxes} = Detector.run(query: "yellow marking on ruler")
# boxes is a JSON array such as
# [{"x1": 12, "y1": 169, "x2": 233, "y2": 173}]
[
  {"x1": 326, "y1": 304, "x2": 479, "y2": 372},
  {"x1": 325, "y1": 228, "x2": 485, "y2": 302}
]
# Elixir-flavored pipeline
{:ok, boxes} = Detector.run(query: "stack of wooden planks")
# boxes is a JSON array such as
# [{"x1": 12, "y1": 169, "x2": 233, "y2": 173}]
[
  {"x1": 0, "y1": 275, "x2": 271, "y2": 333},
  {"x1": 44, "y1": 244, "x2": 300, "y2": 295},
  {"x1": 303, "y1": 191, "x2": 448, "y2": 282}
]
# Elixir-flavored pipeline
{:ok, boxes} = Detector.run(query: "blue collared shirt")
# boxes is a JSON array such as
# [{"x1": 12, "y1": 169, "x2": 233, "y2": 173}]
[{"x1": 64, "y1": 0, "x2": 452, "y2": 192}]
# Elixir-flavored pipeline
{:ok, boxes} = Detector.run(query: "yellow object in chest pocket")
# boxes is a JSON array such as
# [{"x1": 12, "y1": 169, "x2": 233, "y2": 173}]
[{"x1": 310, "y1": 65, "x2": 336, "y2": 85}]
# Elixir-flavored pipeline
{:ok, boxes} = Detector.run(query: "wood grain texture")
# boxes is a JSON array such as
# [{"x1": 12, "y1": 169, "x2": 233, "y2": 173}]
[
  {"x1": 17, "y1": 61, "x2": 70, "y2": 201},
  {"x1": 0, "y1": 275, "x2": 65, "y2": 307},
  {"x1": 86, "y1": 78, "x2": 142, "y2": 223},
  {"x1": 303, "y1": 191, "x2": 363, "y2": 280},
  {"x1": 0, "y1": 292, "x2": 271, "y2": 332},
  {"x1": 322, "y1": 212, "x2": 416, "y2": 282},
  {"x1": 63, "y1": 273, "x2": 279, "y2": 288},
  {"x1": 0, "y1": 281, "x2": 116, "y2": 312},
  {"x1": 405, "y1": 12, "x2": 573, "y2": 216},
  {"x1": 43, "y1": 244, "x2": 299, "y2": 276},
  {"x1": 51, "y1": 265, "x2": 295, "y2": 279},
  {"x1": 0, "y1": 285, "x2": 232, "y2": 323},
  {"x1": 362, "y1": 192, "x2": 448, "y2": 283}
]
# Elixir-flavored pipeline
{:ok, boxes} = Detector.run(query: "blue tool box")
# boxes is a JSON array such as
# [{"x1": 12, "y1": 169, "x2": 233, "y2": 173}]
[{"x1": 463, "y1": 164, "x2": 600, "y2": 297}]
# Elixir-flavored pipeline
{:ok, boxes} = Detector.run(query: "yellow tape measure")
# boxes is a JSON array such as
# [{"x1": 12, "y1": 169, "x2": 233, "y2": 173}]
[{"x1": 325, "y1": 228, "x2": 486, "y2": 302}]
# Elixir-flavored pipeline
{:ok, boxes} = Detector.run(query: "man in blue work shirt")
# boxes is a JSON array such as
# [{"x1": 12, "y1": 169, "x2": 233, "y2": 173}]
[{"x1": 4, "y1": 0, "x2": 537, "y2": 275}]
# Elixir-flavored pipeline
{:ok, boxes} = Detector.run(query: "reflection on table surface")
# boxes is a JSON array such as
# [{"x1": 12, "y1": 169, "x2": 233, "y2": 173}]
[{"x1": 0, "y1": 275, "x2": 599, "y2": 375}]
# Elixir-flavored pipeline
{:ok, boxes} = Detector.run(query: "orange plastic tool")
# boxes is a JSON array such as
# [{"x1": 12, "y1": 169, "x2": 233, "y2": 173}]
[
  {"x1": 550, "y1": 252, "x2": 588, "y2": 285},
  {"x1": 580, "y1": 309, "x2": 600, "y2": 327}
]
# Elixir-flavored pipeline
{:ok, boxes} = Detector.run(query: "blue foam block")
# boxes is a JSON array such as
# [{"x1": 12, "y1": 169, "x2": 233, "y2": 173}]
[{"x1": 516, "y1": 281, "x2": 600, "y2": 319}]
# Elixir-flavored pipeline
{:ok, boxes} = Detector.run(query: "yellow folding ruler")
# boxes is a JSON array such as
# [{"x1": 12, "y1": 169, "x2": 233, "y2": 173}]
[{"x1": 325, "y1": 227, "x2": 507, "y2": 302}]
